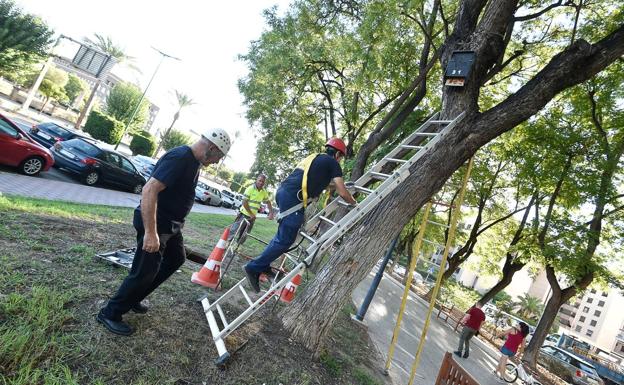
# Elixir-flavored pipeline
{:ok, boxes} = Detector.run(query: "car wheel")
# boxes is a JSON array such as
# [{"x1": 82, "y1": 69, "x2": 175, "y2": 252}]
[
  {"x1": 83, "y1": 171, "x2": 99, "y2": 186},
  {"x1": 19, "y1": 156, "x2": 44, "y2": 176},
  {"x1": 132, "y1": 184, "x2": 143, "y2": 194}
]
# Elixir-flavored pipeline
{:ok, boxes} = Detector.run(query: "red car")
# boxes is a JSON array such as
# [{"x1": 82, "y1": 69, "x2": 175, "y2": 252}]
[{"x1": 0, "y1": 113, "x2": 54, "y2": 176}]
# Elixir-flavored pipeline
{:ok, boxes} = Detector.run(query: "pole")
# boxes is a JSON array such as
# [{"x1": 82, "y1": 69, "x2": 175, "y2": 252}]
[
  {"x1": 351, "y1": 235, "x2": 399, "y2": 323},
  {"x1": 75, "y1": 79, "x2": 101, "y2": 128},
  {"x1": 114, "y1": 55, "x2": 164, "y2": 150},
  {"x1": 114, "y1": 47, "x2": 180, "y2": 150}
]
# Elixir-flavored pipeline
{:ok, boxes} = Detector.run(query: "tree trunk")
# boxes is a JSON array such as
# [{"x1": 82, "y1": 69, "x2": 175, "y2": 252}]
[
  {"x1": 479, "y1": 261, "x2": 525, "y2": 304},
  {"x1": 280, "y1": 8, "x2": 624, "y2": 355},
  {"x1": 523, "y1": 266, "x2": 593, "y2": 367}
]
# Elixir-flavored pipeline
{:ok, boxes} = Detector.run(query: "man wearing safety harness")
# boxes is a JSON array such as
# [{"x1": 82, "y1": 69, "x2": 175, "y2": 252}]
[
  {"x1": 229, "y1": 173, "x2": 274, "y2": 243},
  {"x1": 243, "y1": 138, "x2": 357, "y2": 293}
]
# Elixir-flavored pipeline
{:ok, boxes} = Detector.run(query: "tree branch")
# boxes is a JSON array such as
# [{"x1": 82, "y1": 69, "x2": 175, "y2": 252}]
[{"x1": 513, "y1": 0, "x2": 569, "y2": 22}]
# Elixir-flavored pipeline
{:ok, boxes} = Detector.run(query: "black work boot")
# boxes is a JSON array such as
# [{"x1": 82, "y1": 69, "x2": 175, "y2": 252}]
[
  {"x1": 243, "y1": 265, "x2": 261, "y2": 293},
  {"x1": 96, "y1": 310, "x2": 133, "y2": 336},
  {"x1": 463, "y1": 351, "x2": 469, "y2": 358},
  {"x1": 131, "y1": 302, "x2": 149, "y2": 314}
]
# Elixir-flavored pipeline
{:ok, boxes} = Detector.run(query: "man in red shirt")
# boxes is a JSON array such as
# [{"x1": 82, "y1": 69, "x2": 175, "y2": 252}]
[{"x1": 454, "y1": 301, "x2": 486, "y2": 359}]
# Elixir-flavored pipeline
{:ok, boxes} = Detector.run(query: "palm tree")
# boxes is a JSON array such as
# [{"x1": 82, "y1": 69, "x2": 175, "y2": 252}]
[
  {"x1": 514, "y1": 293, "x2": 544, "y2": 321},
  {"x1": 155, "y1": 91, "x2": 195, "y2": 154},
  {"x1": 83, "y1": 34, "x2": 140, "y2": 72}
]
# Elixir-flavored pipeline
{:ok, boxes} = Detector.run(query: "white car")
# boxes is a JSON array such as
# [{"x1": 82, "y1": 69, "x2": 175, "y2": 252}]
[
  {"x1": 195, "y1": 181, "x2": 222, "y2": 206},
  {"x1": 220, "y1": 189, "x2": 238, "y2": 209}
]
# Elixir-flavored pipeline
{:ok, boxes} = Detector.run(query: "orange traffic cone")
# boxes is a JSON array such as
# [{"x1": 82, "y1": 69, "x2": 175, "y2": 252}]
[
  {"x1": 191, "y1": 227, "x2": 230, "y2": 289},
  {"x1": 279, "y1": 273, "x2": 302, "y2": 304}
]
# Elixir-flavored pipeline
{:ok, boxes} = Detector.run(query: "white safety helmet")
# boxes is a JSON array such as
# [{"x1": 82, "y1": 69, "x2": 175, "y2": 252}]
[{"x1": 202, "y1": 128, "x2": 231, "y2": 155}]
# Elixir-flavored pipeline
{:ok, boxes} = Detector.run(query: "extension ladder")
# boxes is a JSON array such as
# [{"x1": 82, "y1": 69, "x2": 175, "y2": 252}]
[{"x1": 199, "y1": 112, "x2": 466, "y2": 365}]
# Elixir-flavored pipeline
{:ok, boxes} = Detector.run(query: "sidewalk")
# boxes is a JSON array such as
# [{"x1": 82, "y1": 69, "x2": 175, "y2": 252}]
[
  {"x1": 352, "y1": 270, "x2": 505, "y2": 385},
  {"x1": 0, "y1": 171, "x2": 235, "y2": 215}
]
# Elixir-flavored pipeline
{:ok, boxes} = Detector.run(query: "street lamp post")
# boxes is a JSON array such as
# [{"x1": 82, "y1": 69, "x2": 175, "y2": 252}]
[{"x1": 114, "y1": 47, "x2": 180, "y2": 150}]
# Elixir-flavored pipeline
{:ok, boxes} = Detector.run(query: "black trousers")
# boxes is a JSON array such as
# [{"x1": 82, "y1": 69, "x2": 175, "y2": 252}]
[{"x1": 102, "y1": 210, "x2": 186, "y2": 321}]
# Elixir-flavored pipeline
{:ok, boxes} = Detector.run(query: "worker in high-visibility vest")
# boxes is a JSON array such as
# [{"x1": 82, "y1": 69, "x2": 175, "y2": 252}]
[
  {"x1": 229, "y1": 173, "x2": 274, "y2": 243},
  {"x1": 243, "y1": 138, "x2": 356, "y2": 293}
]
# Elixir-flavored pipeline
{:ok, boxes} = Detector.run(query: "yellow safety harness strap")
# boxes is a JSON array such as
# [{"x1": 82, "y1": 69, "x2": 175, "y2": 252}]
[{"x1": 297, "y1": 153, "x2": 320, "y2": 208}]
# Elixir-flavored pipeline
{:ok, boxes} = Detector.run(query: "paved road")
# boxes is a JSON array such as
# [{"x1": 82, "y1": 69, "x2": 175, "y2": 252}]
[
  {"x1": 0, "y1": 170, "x2": 235, "y2": 215},
  {"x1": 352, "y1": 270, "x2": 505, "y2": 385}
]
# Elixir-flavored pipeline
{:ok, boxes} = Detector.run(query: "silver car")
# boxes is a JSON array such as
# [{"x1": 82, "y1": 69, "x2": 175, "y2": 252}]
[
  {"x1": 195, "y1": 181, "x2": 222, "y2": 206},
  {"x1": 539, "y1": 345, "x2": 604, "y2": 385}
]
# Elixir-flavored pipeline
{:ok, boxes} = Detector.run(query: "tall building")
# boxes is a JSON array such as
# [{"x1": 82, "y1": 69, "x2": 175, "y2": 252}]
[{"x1": 558, "y1": 287, "x2": 624, "y2": 356}]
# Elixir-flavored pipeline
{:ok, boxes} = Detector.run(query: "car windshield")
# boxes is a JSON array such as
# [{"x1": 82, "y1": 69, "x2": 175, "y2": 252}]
[
  {"x1": 223, "y1": 191, "x2": 234, "y2": 197},
  {"x1": 40, "y1": 123, "x2": 70, "y2": 137},
  {"x1": 576, "y1": 361, "x2": 597, "y2": 374},
  {"x1": 197, "y1": 182, "x2": 208, "y2": 190},
  {"x1": 64, "y1": 139, "x2": 100, "y2": 157}
]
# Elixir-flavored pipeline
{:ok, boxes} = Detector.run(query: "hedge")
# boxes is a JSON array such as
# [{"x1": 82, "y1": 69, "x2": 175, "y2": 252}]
[
  {"x1": 84, "y1": 110, "x2": 124, "y2": 144},
  {"x1": 130, "y1": 132, "x2": 157, "y2": 156}
]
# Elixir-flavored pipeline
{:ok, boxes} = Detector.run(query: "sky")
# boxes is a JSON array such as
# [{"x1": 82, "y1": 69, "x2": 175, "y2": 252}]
[{"x1": 16, "y1": 0, "x2": 292, "y2": 172}]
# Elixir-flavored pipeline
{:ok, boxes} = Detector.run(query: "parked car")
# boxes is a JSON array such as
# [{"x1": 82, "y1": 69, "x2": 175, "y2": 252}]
[
  {"x1": 29, "y1": 122, "x2": 91, "y2": 150},
  {"x1": 235, "y1": 193, "x2": 244, "y2": 207},
  {"x1": 195, "y1": 181, "x2": 222, "y2": 206},
  {"x1": 130, "y1": 155, "x2": 157, "y2": 180},
  {"x1": 51, "y1": 138, "x2": 146, "y2": 193},
  {"x1": 539, "y1": 345, "x2": 604, "y2": 385},
  {"x1": 220, "y1": 189, "x2": 238, "y2": 209},
  {"x1": 544, "y1": 333, "x2": 561, "y2": 346},
  {"x1": 0, "y1": 113, "x2": 54, "y2": 176},
  {"x1": 412, "y1": 271, "x2": 424, "y2": 285}
]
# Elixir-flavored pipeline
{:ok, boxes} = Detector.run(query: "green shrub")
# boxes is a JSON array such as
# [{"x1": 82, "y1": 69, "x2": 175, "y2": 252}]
[
  {"x1": 84, "y1": 110, "x2": 124, "y2": 144},
  {"x1": 160, "y1": 129, "x2": 192, "y2": 151},
  {"x1": 130, "y1": 132, "x2": 156, "y2": 156}
]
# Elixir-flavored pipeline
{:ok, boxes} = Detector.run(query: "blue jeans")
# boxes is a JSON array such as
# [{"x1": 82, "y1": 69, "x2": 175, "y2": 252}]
[{"x1": 246, "y1": 187, "x2": 304, "y2": 273}]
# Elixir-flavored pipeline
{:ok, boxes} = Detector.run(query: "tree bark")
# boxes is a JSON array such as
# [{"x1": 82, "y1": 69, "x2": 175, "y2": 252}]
[{"x1": 280, "y1": 7, "x2": 624, "y2": 355}]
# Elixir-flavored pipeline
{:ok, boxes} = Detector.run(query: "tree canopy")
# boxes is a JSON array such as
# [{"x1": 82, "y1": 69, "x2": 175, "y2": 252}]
[
  {"x1": 104, "y1": 82, "x2": 150, "y2": 132},
  {"x1": 0, "y1": 0, "x2": 53, "y2": 74}
]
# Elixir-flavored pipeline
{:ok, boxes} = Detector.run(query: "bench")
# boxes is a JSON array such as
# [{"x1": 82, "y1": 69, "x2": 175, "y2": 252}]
[
  {"x1": 437, "y1": 303, "x2": 465, "y2": 331},
  {"x1": 435, "y1": 351, "x2": 480, "y2": 385}
]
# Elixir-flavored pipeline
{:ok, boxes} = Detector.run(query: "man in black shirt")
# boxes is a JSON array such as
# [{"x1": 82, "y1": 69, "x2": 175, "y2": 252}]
[
  {"x1": 97, "y1": 128, "x2": 231, "y2": 336},
  {"x1": 243, "y1": 138, "x2": 356, "y2": 292}
]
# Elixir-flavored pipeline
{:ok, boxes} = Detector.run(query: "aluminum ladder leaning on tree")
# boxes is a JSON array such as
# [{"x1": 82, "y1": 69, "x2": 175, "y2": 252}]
[
  {"x1": 383, "y1": 156, "x2": 475, "y2": 385},
  {"x1": 196, "y1": 111, "x2": 466, "y2": 366}
]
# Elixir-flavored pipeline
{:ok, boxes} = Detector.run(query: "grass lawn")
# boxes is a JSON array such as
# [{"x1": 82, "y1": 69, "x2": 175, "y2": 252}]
[{"x1": 0, "y1": 194, "x2": 388, "y2": 385}]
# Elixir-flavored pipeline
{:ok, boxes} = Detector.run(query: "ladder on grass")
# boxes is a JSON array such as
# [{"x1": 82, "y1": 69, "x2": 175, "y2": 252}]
[{"x1": 199, "y1": 111, "x2": 465, "y2": 365}]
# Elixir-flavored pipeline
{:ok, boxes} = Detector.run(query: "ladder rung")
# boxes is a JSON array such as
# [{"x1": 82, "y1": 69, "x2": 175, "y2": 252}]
[
  {"x1": 337, "y1": 200, "x2": 356, "y2": 207},
  {"x1": 370, "y1": 171, "x2": 391, "y2": 180},
  {"x1": 400, "y1": 144, "x2": 424, "y2": 150},
  {"x1": 385, "y1": 158, "x2": 408, "y2": 163},
  {"x1": 413, "y1": 132, "x2": 438, "y2": 137},
  {"x1": 300, "y1": 232, "x2": 317, "y2": 242},
  {"x1": 429, "y1": 120, "x2": 452, "y2": 124},
  {"x1": 423, "y1": 238, "x2": 445, "y2": 247},
  {"x1": 319, "y1": 216, "x2": 336, "y2": 226},
  {"x1": 427, "y1": 220, "x2": 450, "y2": 229},
  {"x1": 216, "y1": 304, "x2": 228, "y2": 328},
  {"x1": 239, "y1": 284, "x2": 254, "y2": 306},
  {"x1": 354, "y1": 185, "x2": 374, "y2": 194}
]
